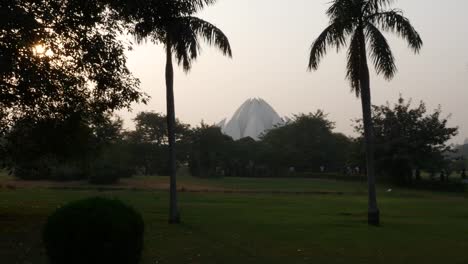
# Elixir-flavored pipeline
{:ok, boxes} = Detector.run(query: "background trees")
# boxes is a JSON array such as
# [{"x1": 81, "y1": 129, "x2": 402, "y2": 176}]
[
  {"x1": 126, "y1": 112, "x2": 191, "y2": 176},
  {"x1": 262, "y1": 111, "x2": 353, "y2": 174},
  {"x1": 3, "y1": 115, "x2": 93, "y2": 181},
  {"x1": 188, "y1": 124, "x2": 234, "y2": 178},
  {"x1": 187, "y1": 111, "x2": 354, "y2": 179},
  {"x1": 355, "y1": 97, "x2": 458, "y2": 185},
  {"x1": 1, "y1": 113, "x2": 130, "y2": 182}
]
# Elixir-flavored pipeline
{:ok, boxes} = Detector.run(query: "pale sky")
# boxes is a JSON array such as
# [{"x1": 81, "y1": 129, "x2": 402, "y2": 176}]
[{"x1": 119, "y1": 0, "x2": 468, "y2": 143}]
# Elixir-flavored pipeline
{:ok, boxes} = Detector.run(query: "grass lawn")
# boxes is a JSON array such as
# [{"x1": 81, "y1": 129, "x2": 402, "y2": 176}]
[{"x1": 1, "y1": 174, "x2": 467, "y2": 263}]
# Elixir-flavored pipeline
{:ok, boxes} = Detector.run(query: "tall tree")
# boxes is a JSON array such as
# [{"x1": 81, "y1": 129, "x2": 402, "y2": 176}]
[
  {"x1": 133, "y1": 0, "x2": 232, "y2": 223},
  {"x1": 308, "y1": 0, "x2": 422, "y2": 225}
]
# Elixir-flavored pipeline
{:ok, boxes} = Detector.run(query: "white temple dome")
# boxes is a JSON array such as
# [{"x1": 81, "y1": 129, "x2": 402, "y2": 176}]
[{"x1": 219, "y1": 98, "x2": 283, "y2": 141}]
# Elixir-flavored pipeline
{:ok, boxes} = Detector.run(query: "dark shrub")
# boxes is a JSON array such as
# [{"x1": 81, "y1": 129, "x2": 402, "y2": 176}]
[
  {"x1": 88, "y1": 144, "x2": 136, "y2": 184},
  {"x1": 43, "y1": 197, "x2": 144, "y2": 264},
  {"x1": 50, "y1": 163, "x2": 87, "y2": 181},
  {"x1": 14, "y1": 157, "x2": 54, "y2": 180},
  {"x1": 88, "y1": 164, "x2": 122, "y2": 185}
]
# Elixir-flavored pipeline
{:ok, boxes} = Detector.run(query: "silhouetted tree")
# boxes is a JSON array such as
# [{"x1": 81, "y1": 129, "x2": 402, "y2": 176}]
[
  {"x1": 132, "y1": 0, "x2": 232, "y2": 223},
  {"x1": 189, "y1": 123, "x2": 234, "y2": 178},
  {"x1": 308, "y1": 0, "x2": 423, "y2": 226},
  {"x1": 3, "y1": 115, "x2": 93, "y2": 180},
  {"x1": 261, "y1": 111, "x2": 353, "y2": 174},
  {"x1": 355, "y1": 97, "x2": 458, "y2": 186},
  {"x1": 126, "y1": 112, "x2": 191, "y2": 175},
  {"x1": 2, "y1": 112, "x2": 131, "y2": 181},
  {"x1": 0, "y1": 0, "x2": 146, "y2": 127}
]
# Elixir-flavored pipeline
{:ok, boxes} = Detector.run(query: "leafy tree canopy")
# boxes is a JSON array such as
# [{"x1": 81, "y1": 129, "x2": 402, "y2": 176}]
[
  {"x1": 262, "y1": 111, "x2": 353, "y2": 172},
  {"x1": 355, "y1": 96, "x2": 458, "y2": 184},
  {"x1": 127, "y1": 112, "x2": 191, "y2": 146},
  {"x1": 188, "y1": 123, "x2": 234, "y2": 177},
  {"x1": 0, "y1": 0, "x2": 147, "y2": 129}
]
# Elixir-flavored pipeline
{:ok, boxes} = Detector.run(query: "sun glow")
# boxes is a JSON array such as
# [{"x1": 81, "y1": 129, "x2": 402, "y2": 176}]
[{"x1": 33, "y1": 44, "x2": 54, "y2": 57}]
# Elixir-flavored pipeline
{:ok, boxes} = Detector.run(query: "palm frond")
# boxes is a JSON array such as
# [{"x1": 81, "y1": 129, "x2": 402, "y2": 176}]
[
  {"x1": 365, "y1": 22, "x2": 396, "y2": 80},
  {"x1": 308, "y1": 21, "x2": 350, "y2": 71},
  {"x1": 165, "y1": 0, "x2": 217, "y2": 15},
  {"x1": 166, "y1": 16, "x2": 231, "y2": 72},
  {"x1": 364, "y1": 0, "x2": 395, "y2": 14},
  {"x1": 346, "y1": 31, "x2": 362, "y2": 96},
  {"x1": 183, "y1": 16, "x2": 232, "y2": 57},
  {"x1": 130, "y1": 0, "x2": 218, "y2": 41},
  {"x1": 190, "y1": 0, "x2": 217, "y2": 9},
  {"x1": 326, "y1": 0, "x2": 354, "y2": 21},
  {"x1": 369, "y1": 10, "x2": 423, "y2": 52},
  {"x1": 167, "y1": 20, "x2": 199, "y2": 71}
]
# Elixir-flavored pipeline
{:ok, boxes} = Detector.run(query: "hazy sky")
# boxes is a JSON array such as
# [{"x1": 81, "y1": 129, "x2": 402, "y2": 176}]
[{"x1": 120, "y1": 0, "x2": 468, "y2": 143}]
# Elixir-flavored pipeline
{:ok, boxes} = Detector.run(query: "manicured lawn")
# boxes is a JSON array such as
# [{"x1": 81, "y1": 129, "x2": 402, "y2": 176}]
[{"x1": 1, "y1": 176, "x2": 467, "y2": 263}]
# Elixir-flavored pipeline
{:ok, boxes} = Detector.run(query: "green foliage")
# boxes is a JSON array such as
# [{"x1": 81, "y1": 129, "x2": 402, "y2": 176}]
[
  {"x1": 130, "y1": 112, "x2": 191, "y2": 147},
  {"x1": 3, "y1": 115, "x2": 94, "y2": 180},
  {"x1": 2, "y1": 113, "x2": 137, "y2": 182},
  {"x1": 0, "y1": 0, "x2": 146, "y2": 126},
  {"x1": 43, "y1": 197, "x2": 144, "y2": 264},
  {"x1": 88, "y1": 143, "x2": 136, "y2": 184},
  {"x1": 91, "y1": 114, "x2": 125, "y2": 146},
  {"x1": 262, "y1": 111, "x2": 354, "y2": 173},
  {"x1": 189, "y1": 123, "x2": 234, "y2": 177},
  {"x1": 49, "y1": 163, "x2": 87, "y2": 182},
  {"x1": 13, "y1": 156, "x2": 55, "y2": 181},
  {"x1": 125, "y1": 112, "x2": 191, "y2": 175},
  {"x1": 88, "y1": 165, "x2": 121, "y2": 185},
  {"x1": 355, "y1": 96, "x2": 458, "y2": 185},
  {"x1": 188, "y1": 112, "x2": 354, "y2": 178},
  {"x1": 132, "y1": 112, "x2": 169, "y2": 145}
]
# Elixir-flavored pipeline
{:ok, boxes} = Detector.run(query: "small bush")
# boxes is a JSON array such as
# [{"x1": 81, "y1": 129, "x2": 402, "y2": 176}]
[
  {"x1": 88, "y1": 145, "x2": 136, "y2": 184},
  {"x1": 50, "y1": 163, "x2": 87, "y2": 181},
  {"x1": 43, "y1": 197, "x2": 144, "y2": 264},
  {"x1": 88, "y1": 164, "x2": 122, "y2": 185},
  {"x1": 14, "y1": 157, "x2": 54, "y2": 180},
  {"x1": 13, "y1": 157, "x2": 87, "y2": 181}
]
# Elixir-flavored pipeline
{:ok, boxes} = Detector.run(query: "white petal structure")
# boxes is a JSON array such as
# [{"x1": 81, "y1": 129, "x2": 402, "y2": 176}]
[{"x1": 219, "y1": 98, "x2": 283, "y2": 141}]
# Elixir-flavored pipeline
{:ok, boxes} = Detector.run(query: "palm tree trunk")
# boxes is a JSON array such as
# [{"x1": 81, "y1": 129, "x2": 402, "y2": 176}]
[
  {"x1": 358, "y1": 27, "x2": 380, "y2": 226},
  {"x1": 166, "y1": 40, "x2": 180, "y2": 224}
]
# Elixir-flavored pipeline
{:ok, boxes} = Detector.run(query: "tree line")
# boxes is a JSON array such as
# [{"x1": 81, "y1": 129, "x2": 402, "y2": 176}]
[{"x1": 1, "y1": 97, "x2": 461, "y2": 187}]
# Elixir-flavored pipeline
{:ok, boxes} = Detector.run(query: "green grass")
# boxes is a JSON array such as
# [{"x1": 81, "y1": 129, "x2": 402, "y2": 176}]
[{"x1": 1, "y1": 176, "x2": 468, "y2": 263}]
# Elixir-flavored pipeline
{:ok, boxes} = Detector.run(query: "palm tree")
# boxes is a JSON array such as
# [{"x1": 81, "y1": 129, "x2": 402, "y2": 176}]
[
  {"x1": 308, "y1": 0, "x2": 422, "y2": 226},
  {"x1": 134, "y1": 0, "x2": 232, "y2": 224}
]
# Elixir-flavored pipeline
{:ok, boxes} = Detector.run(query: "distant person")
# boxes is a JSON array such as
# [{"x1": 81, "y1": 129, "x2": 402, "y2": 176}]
[
  {"x1": 345, "y1": 166, "x2": 352, "y2": 176},
  {"x1": 440, "y1": 170, "x2": 446, "y2": 182},
  {"x1": 354, "y1": 166, "x2": 360, "y2": 175},
  {"x1": 461, "y1": 168, "x2": 466, "y2": 180}
]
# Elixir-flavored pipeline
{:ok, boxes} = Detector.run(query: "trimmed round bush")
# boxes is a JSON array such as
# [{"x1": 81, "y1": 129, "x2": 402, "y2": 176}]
[{"x1": 43, "y1": 197, "x2": 144, "y2": 264}]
